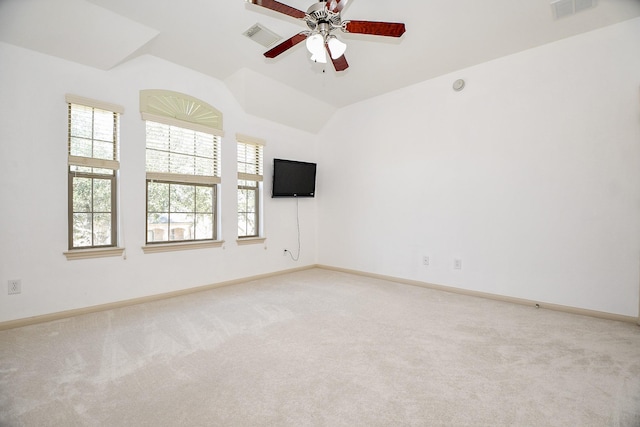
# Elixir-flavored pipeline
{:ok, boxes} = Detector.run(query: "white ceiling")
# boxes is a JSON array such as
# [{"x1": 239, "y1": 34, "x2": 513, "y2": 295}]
[{"x1": 1, "y1": 0, "x2": 639, "y2": 133}]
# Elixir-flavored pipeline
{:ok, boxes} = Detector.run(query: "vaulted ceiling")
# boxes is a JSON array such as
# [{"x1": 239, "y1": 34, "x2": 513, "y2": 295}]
[{"x1": 1, "y1": 0, "x2": 639, "y2": 133}]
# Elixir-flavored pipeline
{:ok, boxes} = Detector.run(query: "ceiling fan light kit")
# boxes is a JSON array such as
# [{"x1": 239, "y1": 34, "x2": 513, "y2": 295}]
[
  {"x1": 247, "y1": 0, "x2": 406, "y2": 72},
  {"x1": 306, "y1": 33, "x2": 327, "y2": 63}
]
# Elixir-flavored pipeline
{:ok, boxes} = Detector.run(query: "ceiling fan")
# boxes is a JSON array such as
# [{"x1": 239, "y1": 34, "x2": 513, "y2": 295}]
[{"x1": 247, "y1": 0, "x2": 406, "y2": 72}]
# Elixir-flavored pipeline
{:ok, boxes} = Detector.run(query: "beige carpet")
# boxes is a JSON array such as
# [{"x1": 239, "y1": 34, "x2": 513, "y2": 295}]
[{"x1": 1, "y1": 268, "x2": 639, "y2": 426}]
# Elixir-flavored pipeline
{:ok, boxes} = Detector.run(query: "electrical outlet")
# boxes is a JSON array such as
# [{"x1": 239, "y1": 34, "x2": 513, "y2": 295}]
[
  {"x1": 422, "y1": 256, "x2": 430, "y2": 266},
  {"x1": 453, "y1": 259, "x2": 462, "y2": 270},
  {"x1": 8, "y1": 279, "x2": 21, "y2": 295}
]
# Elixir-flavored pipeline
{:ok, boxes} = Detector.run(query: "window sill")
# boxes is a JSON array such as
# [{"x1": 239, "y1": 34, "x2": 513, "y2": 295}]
[
  {"x1": 64, "y1": 247, "x2": 125, "y2": 260},
  {"x1": 236, "y1": 237, "x2": 266, "y2": 246},
  {"x1": 142, "y1": 240, "x2": 225, "y2": 254}
]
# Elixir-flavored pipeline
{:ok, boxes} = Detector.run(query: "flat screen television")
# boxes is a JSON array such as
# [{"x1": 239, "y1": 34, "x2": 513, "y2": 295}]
[{"x1": 272, "y1": 158, "x2": 317, "y2": 198}]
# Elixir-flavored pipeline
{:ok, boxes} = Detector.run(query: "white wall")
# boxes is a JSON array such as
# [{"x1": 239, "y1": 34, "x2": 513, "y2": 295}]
[
  {"x1": 317, "y1": 18, "x2": 640, "y2": 317},
  {"x1": 0, "y1": 43, "x2": 318, "y2": 322}
]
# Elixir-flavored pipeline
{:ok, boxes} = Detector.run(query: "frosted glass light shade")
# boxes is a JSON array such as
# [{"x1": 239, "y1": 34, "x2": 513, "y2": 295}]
[
  {"x1": 327, "y1": 37, "x2": 346, "y2": 59},
  {"x1": 306, "y1": 33, "x2": 327, "y2": 63}
]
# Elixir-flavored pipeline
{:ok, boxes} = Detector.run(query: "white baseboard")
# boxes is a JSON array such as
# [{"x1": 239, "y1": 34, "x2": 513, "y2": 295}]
[
  {"x1": 317, "y1": 265, "x2": 639, "y2": 325},
  {"x1": 0, "y1": 265, "x2": 315, "y2": 331}
]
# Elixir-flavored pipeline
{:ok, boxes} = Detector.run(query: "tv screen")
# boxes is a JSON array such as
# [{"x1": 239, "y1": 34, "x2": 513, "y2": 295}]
[{"x1": 272, "y1": 159, "x2": 317, "y2": 198}]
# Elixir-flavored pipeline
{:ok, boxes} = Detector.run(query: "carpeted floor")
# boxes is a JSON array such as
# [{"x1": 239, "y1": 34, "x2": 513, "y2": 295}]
[{"x1": 1, "y1": 268, "x2": 639, "y2": 426}]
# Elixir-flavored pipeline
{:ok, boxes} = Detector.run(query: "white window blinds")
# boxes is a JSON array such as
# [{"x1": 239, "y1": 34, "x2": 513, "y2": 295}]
[
  {"x1": 146, "y1": 121, "x2": 221, "y2": 184},
  {"x1": 66, "y1": 95, "x2": 122, "y2": 171},
  {"x1": 237, "y1": 134, "x2": 264, "y2": 182}
]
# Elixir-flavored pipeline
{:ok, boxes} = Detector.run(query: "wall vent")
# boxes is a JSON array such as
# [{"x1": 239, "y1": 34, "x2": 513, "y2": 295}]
[
  {"x1": 243, "y1": 23, "x2": 282, "y2": 48},
  {"x1": 551, "y1": 0, "x2": 597, "y2": 19}
]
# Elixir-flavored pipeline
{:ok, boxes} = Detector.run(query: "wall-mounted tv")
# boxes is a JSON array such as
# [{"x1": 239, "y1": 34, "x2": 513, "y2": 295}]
[{"x1": 272, "y1": 158, "x2": 317, "y2": 198}]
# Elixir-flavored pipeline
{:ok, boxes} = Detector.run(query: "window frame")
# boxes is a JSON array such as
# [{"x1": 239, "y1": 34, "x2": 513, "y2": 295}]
[
  {"x1": 68, "y1": 170, "x2": 117, "y2": 249},
  {"x1": 145, "y1": 178, "x2": 218, "y2": 244},
  {"x1": 238, "y1": 179, "x2": 260, "y2": 239}
]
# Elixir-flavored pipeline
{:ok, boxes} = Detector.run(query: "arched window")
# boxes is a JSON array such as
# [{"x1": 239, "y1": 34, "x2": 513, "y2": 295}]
[{"x1": 140, "y1": 90, "x2": 224, "y2": 251}]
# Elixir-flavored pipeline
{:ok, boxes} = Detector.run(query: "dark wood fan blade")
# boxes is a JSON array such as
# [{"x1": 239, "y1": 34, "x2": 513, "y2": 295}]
[
  {"x1": 330, "y1": 54, "x2": 349, "y2": 71},
  {"x1": 327, "y1": 0, "x2": 349, "y2": 13},
  {"x1": 325, "y1": 42, "x2": 349, "y2": 72},
  {"x1": 247, "y1": 0, "x2": 306, "y2": 19},
  {"x1": 343, "y1": 20, "x2": 406, "y2": 37},
  {"x1": 264, "y1": 32, "x2": 307, "y2": 58}
]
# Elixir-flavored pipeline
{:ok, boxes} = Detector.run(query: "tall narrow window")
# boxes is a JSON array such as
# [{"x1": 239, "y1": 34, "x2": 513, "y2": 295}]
[
  {"x1": 140, "y1": 90, "x2": 223, "y2": 247},
  {"x1": 237, "y1": 134, "x2": 264, "y2": 239},
  {"x1": 66, "y1": 95, "x2": 122, "y2": 250}
]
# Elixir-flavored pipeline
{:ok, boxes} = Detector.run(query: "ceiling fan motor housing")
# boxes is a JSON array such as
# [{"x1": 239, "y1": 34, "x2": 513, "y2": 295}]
[{"x1": 306, "y1": 2, "x2": 341, "y2": 32}]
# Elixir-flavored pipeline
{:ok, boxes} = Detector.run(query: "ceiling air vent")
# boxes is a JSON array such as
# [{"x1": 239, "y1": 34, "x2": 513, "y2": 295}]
[
  {"x1": 551, "y1": 0, "x2": 597, "y2": 19},
  {"x1": 243, "y1": 23, "x2": 282, "y2": 48}
]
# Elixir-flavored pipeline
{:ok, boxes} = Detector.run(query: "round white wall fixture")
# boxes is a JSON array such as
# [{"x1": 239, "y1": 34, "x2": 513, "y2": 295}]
[{"x1": 453, "y1": 79, "x2": 465, "y2": 91}]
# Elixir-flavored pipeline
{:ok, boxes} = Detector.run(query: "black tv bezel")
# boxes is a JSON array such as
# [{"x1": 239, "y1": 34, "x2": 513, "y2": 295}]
[{"x1": 272, "y1": 158, "x2": 317, "y2": 198}]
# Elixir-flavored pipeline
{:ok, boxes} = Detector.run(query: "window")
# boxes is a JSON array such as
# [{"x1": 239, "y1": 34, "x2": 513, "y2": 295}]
[
  {"x1": 140, "y1": 90, "x2": 224, "y2": 248},
  {"x1": 66, "y1": 95, "x2": 123, "y2": 251},
  {"x1": 237, "y1": 134, "x2": 264, "y2": 239},
  {"x1": 145, "y1": 122, "x2": 220, "y2": 243}
]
